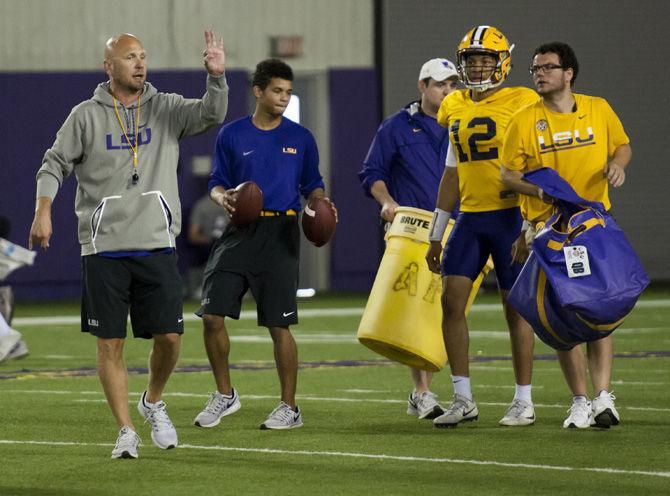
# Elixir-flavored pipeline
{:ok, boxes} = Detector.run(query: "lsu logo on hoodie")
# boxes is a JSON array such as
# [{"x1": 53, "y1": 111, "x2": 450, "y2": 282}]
[{"x1": 106, "y1": 125, "x2": 152, "y2": 150}]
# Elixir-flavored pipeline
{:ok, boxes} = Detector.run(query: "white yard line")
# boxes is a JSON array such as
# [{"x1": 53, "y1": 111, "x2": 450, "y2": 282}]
[
  {"x1": 617, "y1": 327, "x2": 670, "y2": 334},
  {"x1": 342, "y1": 389, "x2": 392, "y2": 393},
  {"x1": 5, "y1": 328, "x2": 666, "y2": 347},
  {"x1": 0, "y1": 439, "x2": 667, "y2": 479},
  {"x1": 3, "y1": 389, "x2": 669, "y2": 412},
  {"x1": 12, "y1": 298, "x2": 670, "y2": 327},
  {"x1": 611, "y1": 380, "x2": 667, "y2": 386}
]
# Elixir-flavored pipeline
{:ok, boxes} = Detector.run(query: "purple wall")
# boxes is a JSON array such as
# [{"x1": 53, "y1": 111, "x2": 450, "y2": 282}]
[
  {"x1": 0, "y1": 68, "x2": 380, "y2": 299},
  {"x1": 0, "y1": 70, "x2": 249, "y2": 300},
  {"x1": 328, "y1": 69, "x2": 382, "y2": 291}
]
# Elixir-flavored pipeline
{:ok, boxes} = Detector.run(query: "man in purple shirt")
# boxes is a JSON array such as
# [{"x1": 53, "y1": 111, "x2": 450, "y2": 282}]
[{"x1": 359, "y1": 59, "x2": 460, "y2": 419}]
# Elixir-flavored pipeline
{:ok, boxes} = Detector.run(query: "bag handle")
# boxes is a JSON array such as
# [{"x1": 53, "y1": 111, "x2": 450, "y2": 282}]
[{"x1": 545, "y1": 216, "x2": 606, "y2": 251}]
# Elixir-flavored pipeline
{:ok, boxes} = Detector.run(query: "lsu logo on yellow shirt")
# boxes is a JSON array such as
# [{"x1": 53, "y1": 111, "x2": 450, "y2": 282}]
[
  {"x1": 536, "y1": 119, "x2": 596, "y2": 154},
  {"x1": 502, "y1": 93, "x2": 630, "y2": 218},
  {"x1": 283, "y1": 147, "x2": 297, "y2": 154}
]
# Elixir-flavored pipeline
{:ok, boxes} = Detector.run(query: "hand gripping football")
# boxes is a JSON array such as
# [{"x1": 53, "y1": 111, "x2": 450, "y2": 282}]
[
  {"x1": 230, "y1": 181, "x2": 263, "y2": 228},
  {"x1": 302, "y1": 197, "x2": 337, "y2": 247}
]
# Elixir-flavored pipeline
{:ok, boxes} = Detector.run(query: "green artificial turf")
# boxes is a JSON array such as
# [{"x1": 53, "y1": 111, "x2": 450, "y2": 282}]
[{"x1": 1, "y1": 290, "x2": 668, "y2": 495}]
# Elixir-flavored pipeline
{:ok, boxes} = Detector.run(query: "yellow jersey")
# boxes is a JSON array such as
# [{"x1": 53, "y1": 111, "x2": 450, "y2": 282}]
[
  {"x1": 438, "y1": 86, "x2": 539, "y2": 212},
  {"x1": 502, "y1": 93, "x2": 629, "y2": 221}
]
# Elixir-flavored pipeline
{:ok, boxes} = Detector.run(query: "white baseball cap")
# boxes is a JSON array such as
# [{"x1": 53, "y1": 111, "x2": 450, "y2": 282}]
[{"x1": 419, "y1": 58, "x2": 459, "y2": 82}]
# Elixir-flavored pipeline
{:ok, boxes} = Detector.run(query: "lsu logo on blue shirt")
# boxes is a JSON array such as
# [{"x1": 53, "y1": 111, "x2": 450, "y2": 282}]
[
  {"x1": 538, "y1": 126, "x2": 595, "y2": 154},
  {"x1": 106, "y1": 126, "x2": 152, "y2": 150},
  {"x1": 283, "y1": 147, "x2": 297, "y2": 154}
]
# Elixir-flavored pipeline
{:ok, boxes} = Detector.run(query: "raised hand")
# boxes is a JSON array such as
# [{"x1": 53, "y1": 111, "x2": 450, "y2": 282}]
[{"x1": 203, "y1": 29, "x2": 225, "y2": 77}]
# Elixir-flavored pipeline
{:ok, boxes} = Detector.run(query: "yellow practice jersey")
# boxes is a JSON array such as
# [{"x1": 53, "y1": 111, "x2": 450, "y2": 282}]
[
  {"x1": 502, "y1": 93, "x2": 629, "y2": 221},
  {"x1": 438, "y1": 86, "x2": 539, "y2": 212}
]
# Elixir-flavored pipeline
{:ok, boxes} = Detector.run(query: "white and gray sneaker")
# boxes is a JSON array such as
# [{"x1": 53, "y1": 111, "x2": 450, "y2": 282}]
[
  {"x1": 407, "y1": 391, "x2": 444, "y2": 420},
  {"x1": 194, "y1": 389, "x2": 241, "y2": 427},
  {"x1": 137, "y1": 391, "x2": 178, "y2": 449},
  {"x1": 499, "y1": 399, "x2": 536, "y2": 426},
  {"x1": 111, "y1": 426, "x2": 141, "y2": 459},
  {"x1": 433, "y1": 393, "x2": 478, "y2": 428},
  {"x1": 591, "y1": 391, "x2": 620, "y2": 428},
  {"x1": 406, "y1": 391, "x2": 419, "y2": 416},
  {"x1": 0, "y1": 328, "x2": 22, "y2": 362},
  {"x1": 563, "y1": 400, "x2": 593, "y2": 429},
  {"x1": 5, "y1": 340, "x2": 29, "y2": 361},
  {"x1": 260, "y1": 402, "x2": 303, "y2": 430}
]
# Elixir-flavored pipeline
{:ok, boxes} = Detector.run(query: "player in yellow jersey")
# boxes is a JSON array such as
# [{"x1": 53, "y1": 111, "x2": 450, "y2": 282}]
[
  {"x1": 500, "y1": 42, "x2": 632, "y2": 429},
  {"x1": 425, "y1": 25, "x2": 540, "y2": 428}
]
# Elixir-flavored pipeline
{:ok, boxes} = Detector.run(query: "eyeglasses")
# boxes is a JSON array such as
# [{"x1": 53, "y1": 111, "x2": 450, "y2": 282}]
[{"x1": 529, "y1": 64, "x2": 563, "y2": 75}]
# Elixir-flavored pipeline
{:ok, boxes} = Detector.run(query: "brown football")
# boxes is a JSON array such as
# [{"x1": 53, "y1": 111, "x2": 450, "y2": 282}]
[
  {"x1": 230, "y1": 181, "x2": 263, "y2": 228},
  {"x1": 302, "y1": 197, "x2": 337, "y2": 247}
]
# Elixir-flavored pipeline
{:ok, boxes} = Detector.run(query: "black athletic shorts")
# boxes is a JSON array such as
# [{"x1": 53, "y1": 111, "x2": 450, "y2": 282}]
[
  {"x1": 81, "y1": 252, "x2": 184, "y2": 339},
  {"x1": 197, "y1": 216, "x2": 300, "y2": 328}
]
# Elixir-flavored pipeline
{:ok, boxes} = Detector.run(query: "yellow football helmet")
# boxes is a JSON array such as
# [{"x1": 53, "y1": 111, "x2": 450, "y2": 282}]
[{"x1": 456, "y1": 25, "x2": 514, "y2": 92}]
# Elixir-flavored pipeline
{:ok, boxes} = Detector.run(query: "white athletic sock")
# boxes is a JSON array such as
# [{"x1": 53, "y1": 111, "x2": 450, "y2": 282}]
[
  {"x1": 451, "y1": 375, "x2": 472, "y2": 400},
  {"x1": 0, "y1": 313, "x2": 11, "y2": 337},
  {"x1": 595, "y1": 389, "x2": 610, "y2": 399},
  {"x1": 219, "y1": 389, "x2": 234, "y2": 398},
  {"x1": 514, "y1": 384, "x2": 532, "y2": 402},
  {"x1": 572, "y1": 395, "x2": 588, "y2": 404}
]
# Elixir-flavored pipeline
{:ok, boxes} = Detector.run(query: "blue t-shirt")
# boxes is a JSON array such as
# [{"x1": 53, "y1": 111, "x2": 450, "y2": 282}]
[
  {"x1": 209, "y1": 116, "x2": 325, "y2": 212},
  {"x1": 359, "y1": 102, "x2": 449, "y2": 211}
]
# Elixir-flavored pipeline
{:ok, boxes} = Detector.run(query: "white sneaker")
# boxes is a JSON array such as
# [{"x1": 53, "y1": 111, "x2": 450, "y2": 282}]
[
  {"x1": 415, "y1": 391, "x2": 444, "y2": 420},
  {"x1": 591, "y1": 391, "x2": 620, "y2": 428},
  {"x1": 407, "y1": 391, "x2": 444, "y2": 419},
  {"x1": 260, "y1": 402, "x2": 303, "y2": 430},
  {"x1": 194, "y1": 389, "x2": 241, "y2": 427},
  {"x1": 433, "y1": 394, "x2": 478, "y2": 428},
  {"x1": 499, "y1": 399, "x2": 536, "y2": 426},
  {"x1": 406, "y1": 391, "x2": 419, "y2": 416},
  {"x1": 0, "y1": 328, "x2": 22, "y2": 362},
  {"x1": 111, "y1": 426, "x2": 141, "y2": 459},
  {"x1": 137, "y1": 391, "x2": 178, "y2": 449},
  {"x1": 563, "y1": 400, "x2": 593, "y2": 429},
  {"x1": 5, "y1": 340, "x2": 29, "y2": 361}
]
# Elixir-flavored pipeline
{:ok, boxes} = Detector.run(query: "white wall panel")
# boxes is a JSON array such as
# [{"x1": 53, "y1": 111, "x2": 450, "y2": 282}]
[{"x1": 0, "y1": 0, "x2": 373, "y2": 71}]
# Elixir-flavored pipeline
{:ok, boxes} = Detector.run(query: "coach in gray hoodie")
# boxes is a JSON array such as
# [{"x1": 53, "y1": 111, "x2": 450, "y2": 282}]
[{"x1": 29, "y1": 30, "x2": 228, "y2": 459}]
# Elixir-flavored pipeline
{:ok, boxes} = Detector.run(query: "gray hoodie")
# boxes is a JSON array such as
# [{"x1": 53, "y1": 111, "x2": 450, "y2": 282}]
[{"x1": 36, "y1": 75, "x2": 228, "y2": 255}]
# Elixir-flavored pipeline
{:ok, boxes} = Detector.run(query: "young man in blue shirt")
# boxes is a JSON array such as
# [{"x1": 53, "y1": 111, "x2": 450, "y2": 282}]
[
  {"x1": 359, "y1": 59, "x2": 460, "y2": 419},
  {"x1": 194, "y1": 59, "x2": 331, "y2": 430}
]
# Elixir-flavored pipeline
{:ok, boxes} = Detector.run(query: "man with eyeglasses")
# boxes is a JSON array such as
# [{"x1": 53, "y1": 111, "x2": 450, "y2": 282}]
[
  {"x1": 500, "y1": 42, "x2": 632, "y2": 429},
  {"x1": 425, "y1": 26, "x2": 540, "y2": 428}
]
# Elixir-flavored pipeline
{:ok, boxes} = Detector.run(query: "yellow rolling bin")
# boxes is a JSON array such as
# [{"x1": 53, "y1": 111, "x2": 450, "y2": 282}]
[{"x1": 357, "y1": 207, "x2": 490, "y2": 371}]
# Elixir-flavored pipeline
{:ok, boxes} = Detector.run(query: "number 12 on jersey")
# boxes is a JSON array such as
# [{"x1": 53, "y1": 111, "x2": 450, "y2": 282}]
[{"x1": 450, "y1": 117, "x2": 499, "y2": 162}]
